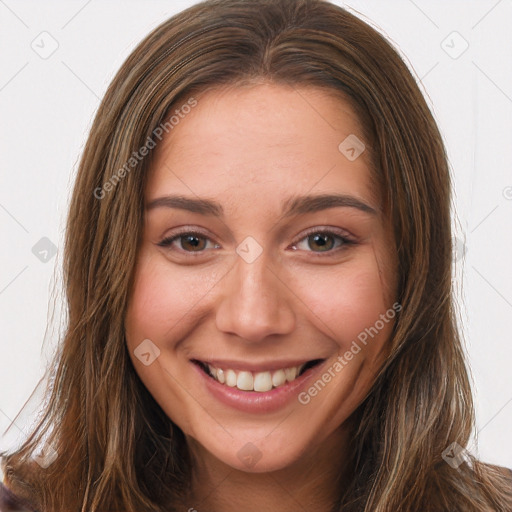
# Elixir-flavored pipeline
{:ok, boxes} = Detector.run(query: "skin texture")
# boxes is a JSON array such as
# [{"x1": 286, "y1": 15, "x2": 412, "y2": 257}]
[{"x1": 125, "y1": 83, "x2": 398, "y2": 511}]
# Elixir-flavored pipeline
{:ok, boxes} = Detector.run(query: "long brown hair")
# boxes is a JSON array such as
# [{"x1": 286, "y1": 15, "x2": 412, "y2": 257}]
[{"x1": 2, "y1": 0, "x2": 511, "y2": 510}]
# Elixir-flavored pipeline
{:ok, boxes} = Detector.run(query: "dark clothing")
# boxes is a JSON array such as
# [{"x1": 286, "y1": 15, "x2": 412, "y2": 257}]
[
  {"x1": 2, "y1": 468, "x2": 512, "y2": 511},
  {"x1": 0, "y1": 481, "x2": 38, "y2": 512}
]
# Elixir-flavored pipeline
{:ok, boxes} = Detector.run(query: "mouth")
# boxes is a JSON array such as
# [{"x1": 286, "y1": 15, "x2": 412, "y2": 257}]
[{"x1": 192, "y1": 358, "x2": 325, "y2": 392}]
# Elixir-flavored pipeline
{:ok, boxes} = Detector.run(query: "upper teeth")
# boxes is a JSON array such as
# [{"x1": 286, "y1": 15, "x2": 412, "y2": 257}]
[{"x1": 207, "y1": 363, "x2": 307, "y2": 392}]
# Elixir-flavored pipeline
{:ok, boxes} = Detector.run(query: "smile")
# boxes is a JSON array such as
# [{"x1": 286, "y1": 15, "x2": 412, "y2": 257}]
[{"x1": 193, "y1": 357, "x2": 324, "y2": 389}]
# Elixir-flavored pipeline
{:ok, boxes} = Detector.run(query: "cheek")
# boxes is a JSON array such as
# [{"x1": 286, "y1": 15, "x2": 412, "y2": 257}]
[
  {"x1": 290, "y1": 248, "x2": 395, "y2": 357},
  {"x1": 125, "y1": 250, "x2": 221, "y2": 348}
]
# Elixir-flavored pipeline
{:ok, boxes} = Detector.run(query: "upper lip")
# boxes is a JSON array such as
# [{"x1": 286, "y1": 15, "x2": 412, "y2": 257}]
[{"x1": 191, "y1": 358, "x2": 324, "y2": 373}]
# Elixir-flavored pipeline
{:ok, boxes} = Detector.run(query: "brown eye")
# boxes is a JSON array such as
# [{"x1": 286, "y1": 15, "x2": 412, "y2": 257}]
[
  {"x1": 157, "y1": 231, "x2": 219, "y2": 253},
  {"x1": 180, "y1": 234, "x2": 207, "y2": 251},
  {"x1": 290, "y1": 229, "x2": 355, "y2": 255},
  {"x1": 307, "y1": 233, "x2": 335, "y2": 252}
]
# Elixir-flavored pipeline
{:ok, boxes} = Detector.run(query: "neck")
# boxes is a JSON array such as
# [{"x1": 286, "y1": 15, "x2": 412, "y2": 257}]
[{"x1": 181, "y1": 426, "x2": 351, "y2": 512}]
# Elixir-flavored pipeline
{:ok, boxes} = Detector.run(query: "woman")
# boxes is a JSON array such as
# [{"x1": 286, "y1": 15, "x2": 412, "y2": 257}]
[{"x1": 1, "y1": 0, "x2": 511, "y2": 510}]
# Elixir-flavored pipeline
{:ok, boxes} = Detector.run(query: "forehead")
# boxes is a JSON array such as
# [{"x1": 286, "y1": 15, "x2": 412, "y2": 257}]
[{"x1": 146, "y1": 83, "x2": 377, "y2": 213}]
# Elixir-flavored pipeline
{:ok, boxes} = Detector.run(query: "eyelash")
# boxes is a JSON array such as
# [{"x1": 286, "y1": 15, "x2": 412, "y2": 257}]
[{"x1": 156, "y1": 226, "x2": 356, "y2": 257}]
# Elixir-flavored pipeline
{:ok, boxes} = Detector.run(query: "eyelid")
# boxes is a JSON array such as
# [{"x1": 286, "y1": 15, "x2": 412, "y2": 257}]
[{"x1": 160, "y1": 225, "x2": 212, "y2": 240}]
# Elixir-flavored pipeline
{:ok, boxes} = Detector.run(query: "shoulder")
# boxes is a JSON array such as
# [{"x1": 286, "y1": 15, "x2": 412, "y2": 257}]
[
  {"x1": 489, "y1": 464, "x2": 512, "y2": 482},
  {"x1": 482, "y1": 463, "x2": 512, "y2": 506},
  {"x1": 0, "y1": 480, "x2": 38, "y2": 512},
  {"x1": 503, "y1": 465, "x2": 512, "y2": 486}
]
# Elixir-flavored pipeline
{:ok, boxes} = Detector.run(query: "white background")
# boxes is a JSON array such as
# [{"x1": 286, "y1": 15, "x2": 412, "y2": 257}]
[{"x1": 1, "y1": 0, "x2": 511, "y2": 468}]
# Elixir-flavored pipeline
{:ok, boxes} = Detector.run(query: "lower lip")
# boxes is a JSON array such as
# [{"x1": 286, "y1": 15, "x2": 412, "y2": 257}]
[{"x1": 192, "y1": 361, "x2": 324, "y2": 414}]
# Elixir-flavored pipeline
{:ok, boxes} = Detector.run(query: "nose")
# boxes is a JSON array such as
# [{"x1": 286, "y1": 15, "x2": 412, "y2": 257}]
[{"x1": 215, "y1": 251, "x2": 296, "y2": 343}]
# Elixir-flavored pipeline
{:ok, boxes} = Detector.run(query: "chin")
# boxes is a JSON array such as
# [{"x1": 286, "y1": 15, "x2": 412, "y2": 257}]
[{"x1": 188, "y1": 428, "x2": 316, "y2": 474}]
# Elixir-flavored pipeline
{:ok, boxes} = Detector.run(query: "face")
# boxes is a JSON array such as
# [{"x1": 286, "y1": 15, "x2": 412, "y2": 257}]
[{"x1": 125, "y1": 83, "x2": 398, "y2": 473}]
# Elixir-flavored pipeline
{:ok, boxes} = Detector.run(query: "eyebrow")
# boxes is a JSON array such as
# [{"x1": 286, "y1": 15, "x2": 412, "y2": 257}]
[
  {"x1": 146, "y1": 195, "x2": 223, "y2": 216},
  {"x1": 145, "y1": 193, "x2": 377, "y2": 217},
  {"x1": 281, "y1": 193, "x2": 377, "y2": 217}
]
